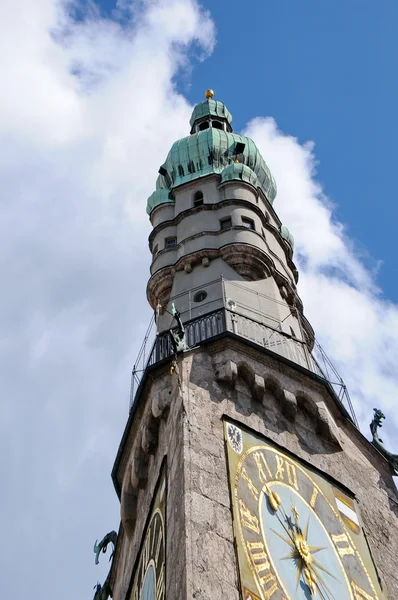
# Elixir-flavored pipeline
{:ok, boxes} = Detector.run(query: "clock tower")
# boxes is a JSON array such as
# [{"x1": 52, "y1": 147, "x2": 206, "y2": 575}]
[{"x1": 101, "y1": 91, "x2": 398, "y2": 600}]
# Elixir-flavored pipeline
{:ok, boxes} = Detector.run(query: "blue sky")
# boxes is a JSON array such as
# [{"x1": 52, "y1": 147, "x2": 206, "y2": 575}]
[
  {"x1": 1, "y1": 1, "x2": 398, "y2": 599},
  {"x1": 96, "y1": 0, "x2": 398, "y2": 297},
  {"x1": 191, "y1": 0, "x2": 398, "y2": 300}
]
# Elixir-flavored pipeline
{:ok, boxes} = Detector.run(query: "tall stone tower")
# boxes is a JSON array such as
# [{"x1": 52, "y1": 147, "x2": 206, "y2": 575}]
[{"x1": 104, "y1": 92, "x2": 398, "y2": 600}]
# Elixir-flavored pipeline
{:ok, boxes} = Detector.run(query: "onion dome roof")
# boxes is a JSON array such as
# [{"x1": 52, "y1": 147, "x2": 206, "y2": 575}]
[
  {"x1": 280, "y1": 225, "x2": 294, "y2": 249},
  {"x1": 221, "y1": 162, "x2": 258, "y2": 187},
  {"x1": 146, "y1": 96, "x2": 277, "y2": 214},
  {"x1": 189, "y1": 99, "x2": 232, "y2": 129},
  {"x1": 146, "y1": 189, "x2": 172, "y2": 215}
]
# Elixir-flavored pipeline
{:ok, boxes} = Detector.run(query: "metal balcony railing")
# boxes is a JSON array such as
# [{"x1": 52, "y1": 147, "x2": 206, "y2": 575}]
[{"x1": 129, "y1": 307, "x2": 358, "y2": 427}]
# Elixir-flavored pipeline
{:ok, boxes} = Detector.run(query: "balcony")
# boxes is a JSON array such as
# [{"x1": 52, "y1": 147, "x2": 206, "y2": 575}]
[{"x1": 129, "y1": 288, "x2": 358, "y2": 428}]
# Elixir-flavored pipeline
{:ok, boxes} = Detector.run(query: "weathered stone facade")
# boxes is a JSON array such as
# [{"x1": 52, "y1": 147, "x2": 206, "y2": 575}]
[
  {"x1": 111, "y1": 337, "x2": 398, "y2": 600},
  {"x1": 109, "y1": 95, "x2": 398, "y2": 600}
]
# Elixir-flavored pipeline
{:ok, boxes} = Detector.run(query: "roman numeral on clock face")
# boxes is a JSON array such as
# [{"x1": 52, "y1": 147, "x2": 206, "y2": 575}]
[
  {"x1": 310, "y1": 486, "x2": 319, "y2": 508},
  {"x1": 331, "y1": 532, "x2": 355, "y2": 557},
  {"x1": 351, "y1": 581, "x2": 375, "y2": 599},
  {"x1": 253, "y1": 451, "x2": 273, "y2": 484},
  {"x1": 274, "y1": 455, "x2": 299, "y2": 491},
  {"x1": 246, "y1": 541, "x2": 279, "y2": 600},
  {"x1": 156, "y1": 564, "x2": 165, "y2": 600},
  {"x1": 239, "y1": 500, "x2": 260, "y2": 534},
  {"x1": 142, "y1": 534, "x2": 151, "y2": 573},
  {"x1": 155, "y1": 524, "x2": 163, "y2": 564},
  {"x1": 241, "y1": 466, "x2": 259, "y2": 500}
]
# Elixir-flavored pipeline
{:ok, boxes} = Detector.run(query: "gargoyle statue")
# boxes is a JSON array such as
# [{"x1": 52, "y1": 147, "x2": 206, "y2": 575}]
[
  {"x1": 169, "y1": 302, "x2": 187, "y2": 354},
  {"x1": 93, "y1": 531, "x2": 118, "y2": 600},
  {"x1": 370, "y1": 408, "x2": 398, "y2": 475}
]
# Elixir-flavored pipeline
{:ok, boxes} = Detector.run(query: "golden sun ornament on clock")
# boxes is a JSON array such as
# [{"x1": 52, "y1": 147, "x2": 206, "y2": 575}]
[{"x1": 224, "y1": 421, "x2": 386, "y2": 600}]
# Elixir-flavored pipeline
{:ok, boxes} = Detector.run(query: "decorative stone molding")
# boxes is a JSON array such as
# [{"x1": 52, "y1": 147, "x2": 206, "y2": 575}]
[
  {"x1": 296, "y1": 392, "x2": 341, "y2": 448},
  {"x1": 131, "y1": 452, "x2": 149, "y2": 489},
  {"x1": 141, "y1": 420, "x2": 158, "y2": 455},
  {"x1": 220, "y1": 244, "x2": 273, "y2": 281},
  {"x1": 214, "y1": 359, "x2": 238, "y2": 387},
  {"x1": 152, "y1": 387, "x2": 174, "y2": 418},
  {"x1": 253, "y1": 374, "x2": 265, "y2": 402},
  {"x1": 281, "y1": 389, "x2": 298, "y2": 421},
  {"x1": 146, "y1": 267, "x2": 174, "y2": 311},
  {"x1": 213, "y1": 357, "x2": 341, "y2": 448},
  {"x1": 120, "y1": 466, "x2": 137, "y2": 536},
  {"x1": 316, "y1": 402, "x2": 341, "y2": 447},
  {"x1": 120, "y1": 371, "x2": 181, "y2": 536}
]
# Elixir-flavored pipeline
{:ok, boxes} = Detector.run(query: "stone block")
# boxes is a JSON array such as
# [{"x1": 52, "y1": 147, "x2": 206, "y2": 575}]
[
  {"x1": 282, "y1": 388, "x2": 297, "y2": 420},
  {"x1": 214, "y1": 359, "x2": 238, "y2": 387}
]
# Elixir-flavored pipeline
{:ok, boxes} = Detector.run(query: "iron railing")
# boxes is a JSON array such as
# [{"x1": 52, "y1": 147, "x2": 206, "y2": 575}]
[{"x1": 129, "y1": 307, "x2": 358, "y2": 427}]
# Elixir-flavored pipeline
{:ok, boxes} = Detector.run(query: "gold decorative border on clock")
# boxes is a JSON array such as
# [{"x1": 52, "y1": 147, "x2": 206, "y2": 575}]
[
  {"x1": 127, "y1": 461, "x2": 167, "y2": 600},
  {"x1": 223, "y1": 420, "x2": 385, "y2": 600}
]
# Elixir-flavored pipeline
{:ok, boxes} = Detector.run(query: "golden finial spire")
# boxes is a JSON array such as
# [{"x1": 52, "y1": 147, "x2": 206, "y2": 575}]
[{"x1": 205, "y1": 89, "x2": 214, "y2": 99}]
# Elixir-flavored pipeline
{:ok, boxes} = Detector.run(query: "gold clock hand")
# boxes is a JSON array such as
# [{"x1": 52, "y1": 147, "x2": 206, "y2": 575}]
[
  {"x1": 262, "y1": 483, "x2": 297, "y2": 544},
  {"x1": 267, "y1": 488, "x2": 337, "y2": 600},
  {"x1": 263, "y1": 482, "x2": 282, "y2": 512}
]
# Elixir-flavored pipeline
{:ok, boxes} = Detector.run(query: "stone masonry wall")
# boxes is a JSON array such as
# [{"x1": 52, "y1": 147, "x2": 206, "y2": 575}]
[
  {"x1": 111, "y1": 336, "x2": 398, "y2": 600},
  {"x1": 111, "y1": 364, "x2": 187, "y2": 600},
  {"x1": 180, "y1": 339, "x2": 398, "y2": 599}
]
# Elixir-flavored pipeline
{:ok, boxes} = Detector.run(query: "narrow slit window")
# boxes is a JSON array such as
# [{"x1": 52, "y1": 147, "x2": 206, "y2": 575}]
[
  {"x1": 152, "y1": 244, "x2": 158, "y2": 255},
  {"x1": 193, "y1": 191, "x2": 204, "y2": 207},
  {"x1": 165, "y1": 236, "x2": 177, "y2": 249},
  {"x1": 220, "y1": 217, "x2": 232, "y2": 230},
  {"x1": 242, "y1": 217, "x2": 255, "y2": 230}
]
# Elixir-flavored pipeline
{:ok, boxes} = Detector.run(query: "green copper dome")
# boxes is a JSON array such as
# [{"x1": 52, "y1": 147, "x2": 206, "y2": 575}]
[
  {"x1": 221, "y1": 162, "x2": 258, "y2": 187},
  {"x1": 189, "y1": 99, "x2": 232, "y2": 129},
  {"x1": 147, "y1": 189, "x2": 172, "y2": 214},
  {"x1": 146, "y1": 99, "x2": 277, "y2": 214},
  {"x1": 280, "y1": 225, "x2": 294, "y2": 249}
]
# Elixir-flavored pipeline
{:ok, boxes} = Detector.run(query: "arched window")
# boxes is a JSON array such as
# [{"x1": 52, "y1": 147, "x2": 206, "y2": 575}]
[
  {"x1": 193, "y1": 191, "x2": 204, "y2": 207},
  {"x1": 198, "y1": 121, "x2": 209, "y2": 131},
  {"x1": 212, "y1": 120, "x2": 223, "y2": 130}
]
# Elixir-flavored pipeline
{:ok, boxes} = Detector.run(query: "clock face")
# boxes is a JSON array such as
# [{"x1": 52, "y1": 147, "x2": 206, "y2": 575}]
[
  {"x1": 130, "y1": 470, "x2": 166, "y2": 600},
  {"x1": 224, "y1": 421, "x2": 386, "y2": 600}
]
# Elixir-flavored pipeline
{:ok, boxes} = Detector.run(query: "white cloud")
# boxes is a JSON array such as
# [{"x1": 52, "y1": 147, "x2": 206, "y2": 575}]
[
  {"x1": 1, "y1": 0, "x2": 397, "y2": 598},
  {"x1": 244, "y1": 117, "x2": 398, "y2": 439},
  {"x1": 0, "y1": 1, "x2": 214, "y2": 598}
]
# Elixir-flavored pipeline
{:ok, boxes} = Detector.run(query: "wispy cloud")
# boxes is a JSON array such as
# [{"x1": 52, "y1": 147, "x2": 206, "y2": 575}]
[
  {"x1": 1, "y1": 1, "x2": 396, "y2": 598},
  {"x1": 0, "y1": 1, "x2": 214, "y2": 598}
]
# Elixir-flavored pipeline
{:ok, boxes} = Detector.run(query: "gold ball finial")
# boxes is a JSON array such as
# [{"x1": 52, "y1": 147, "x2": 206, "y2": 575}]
[{"x1": 205, "y1": 89, "x2": 214, "y2": 99}]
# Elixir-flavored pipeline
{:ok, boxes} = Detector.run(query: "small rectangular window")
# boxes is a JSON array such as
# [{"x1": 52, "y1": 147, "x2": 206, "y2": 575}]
[
  {"x1": 242, "y1": 217, "x2": 255, "y2": 230},
  {"x1": 220, "y1": 217, "x2": 232, "y2": 230},
  {"x1": 165, "y1": 236, "x2": 177, "y2": 249},
  {"x1": 193, "y1": 191, "x2": 204, "y2": 207}
]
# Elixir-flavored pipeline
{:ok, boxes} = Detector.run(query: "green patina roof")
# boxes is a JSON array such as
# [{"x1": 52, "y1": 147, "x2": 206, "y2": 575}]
[
  {"x1": 221, "y1": 162, "x2": 258, "y2": 187},
  {"x1": 147, "y1": 189, "x2": 172, "y2": 214},
  {"x1": 280, "y1": 225, "x2": 294, "y2": 249},
  {"x1": 189, "y1": 99, "x2": 232, "y2": 128},
  {"x1": 146, "y1": 99, "x2": 277, "y2": 215}
]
